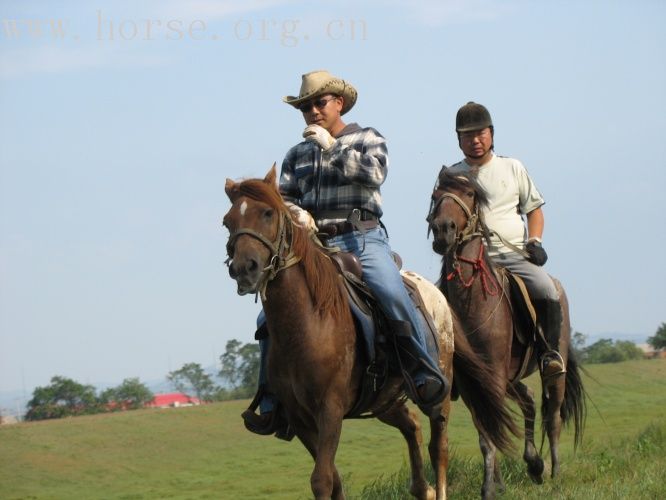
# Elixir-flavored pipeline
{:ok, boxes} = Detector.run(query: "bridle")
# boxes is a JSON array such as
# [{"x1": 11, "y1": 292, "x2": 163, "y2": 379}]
[
  {"x1": 431, "y1": 190, "x2": 500, "y2": 297},
  {"x1": 225, "y1": 209, "x2": 301, "y2": 302},
  {"x1": 429, "y1": 192, "x2": 483, "y2": 248}
]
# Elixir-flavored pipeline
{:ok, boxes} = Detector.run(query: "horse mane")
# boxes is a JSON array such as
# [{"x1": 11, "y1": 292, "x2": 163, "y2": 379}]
[
  {"x1": 437, "y1": 168, "x2": 490, "y2": 208},
  {"x1": 236, "y1": 178, "x2": 348, "y2": 319}
]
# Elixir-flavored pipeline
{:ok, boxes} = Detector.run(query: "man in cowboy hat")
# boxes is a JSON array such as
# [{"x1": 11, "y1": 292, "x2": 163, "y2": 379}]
[
  {"x1": 439, "y1": 101, "x2": 566, "y2": 381},
  {"x1": 242, "y1": 70, "x2": 449, "y2": 437}
]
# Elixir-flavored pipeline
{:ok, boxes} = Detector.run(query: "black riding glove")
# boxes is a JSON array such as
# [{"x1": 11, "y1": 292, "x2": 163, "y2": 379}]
[{"x1": 526, "y1": 240, "x2": 548, "y2": 266}]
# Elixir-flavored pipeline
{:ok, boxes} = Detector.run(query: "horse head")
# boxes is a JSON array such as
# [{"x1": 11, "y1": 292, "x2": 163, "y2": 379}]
[
  {"x1": 428, "y1": 170, "x2": 487, "y2": 255},
  {"x1": 222, "y1": 164, "x2": 295, "y2": 297}
]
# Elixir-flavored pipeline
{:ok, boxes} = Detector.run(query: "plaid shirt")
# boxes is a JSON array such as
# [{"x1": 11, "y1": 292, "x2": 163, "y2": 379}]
[{"x1": 279, "y1": 123, "x2": 388, "y2": 222}]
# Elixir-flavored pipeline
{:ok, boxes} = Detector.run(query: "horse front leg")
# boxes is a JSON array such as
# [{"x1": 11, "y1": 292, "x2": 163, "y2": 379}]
[
  {"x1": 292, "y1": 412, "x2": 344, "y2": 500},
  {"x1": 378, "y1": 403, "x2": 435, "y2": 500},
  {"x1": 543, "y1": 378, "x2": 566, "y2": 478},
  {"x1": 310, "y1": 403, "x2": 345, "y2": 500},
  {"x1": 511, "y1": 382, "x2": 544, "y2": 483}
]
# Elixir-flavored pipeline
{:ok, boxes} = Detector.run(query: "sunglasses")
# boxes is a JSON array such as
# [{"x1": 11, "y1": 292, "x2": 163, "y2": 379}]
[{"x1": 298, "y1": 96, "x2": 338, "y2": 113}]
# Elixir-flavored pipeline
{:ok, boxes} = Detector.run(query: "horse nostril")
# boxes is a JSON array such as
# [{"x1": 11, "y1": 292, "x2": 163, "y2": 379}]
[
  {"x1": 229, "y1": 263, "x2": 238, "y2": 279},
  {"x1": 246, "y1": 258, "x2": 258, "y2": 273},
  {"x1": 447, "y1": 220, "x2": 456, "y2": 231}
]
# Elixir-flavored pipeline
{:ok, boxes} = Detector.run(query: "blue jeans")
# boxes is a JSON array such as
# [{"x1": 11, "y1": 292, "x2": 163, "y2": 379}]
[
  {"x1": 255, "y1": 312, "x2": 275, "y2": 414},
  {"x1": 256, "y1": 227, "x2": 441, "y2": 413},
  {"x1": 327, "y1": 227, "x2": 436, "y2": 370}
]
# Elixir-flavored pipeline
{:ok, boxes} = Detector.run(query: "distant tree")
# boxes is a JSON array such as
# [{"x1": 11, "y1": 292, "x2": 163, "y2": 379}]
[
  {"x1": 237, "y1": 343, "x2": 260, "y2": 391},
  {"x1": 647, "y1": 322, "x2": 666, "y2": 350},
  {"x1": 218, "y1": 339, "x2": 260, "y2": 399},
  {"x1": 583, "y1": 338, "x2": 644, "y2": 364},
  {"x1": 219, "y1": 339, "x2": 243, "y2": 389},
  {"x1": 583, "y1": 339, "x2": 620, "y2": 364},
  {"x1": 100, "y1": 378, "x2": 154, "y2": 410},
  {"x1": 26, "y1": 376, "x2": 99, "y2": 421},
  {"x1": 615, "y1": 340, "x2": 645, "y2": 361},
  {"x1": 572, "y1": 331, "x2": 587, "y2": 360},
  {"x1": 168, "y1": 363, "x2": 218, "y2": 402}
]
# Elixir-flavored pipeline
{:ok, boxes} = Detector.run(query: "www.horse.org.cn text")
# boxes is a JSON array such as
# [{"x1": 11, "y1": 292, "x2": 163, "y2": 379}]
[{"x1": 1, "y1": 12, "x2": 368, "y2": 47}]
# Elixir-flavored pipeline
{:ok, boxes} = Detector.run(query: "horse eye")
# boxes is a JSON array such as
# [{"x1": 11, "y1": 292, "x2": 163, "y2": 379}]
[
  {"x1": 466, "y1": 191, "x2": 474, "y2": 198},
  {"x1": 263, "y1": 208, "x2": 274, "y2": 219}
]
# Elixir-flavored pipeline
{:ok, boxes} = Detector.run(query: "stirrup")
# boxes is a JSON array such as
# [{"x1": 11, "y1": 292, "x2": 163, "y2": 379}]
[
  {"x1": 241, "y1": 409, "x2": 277, "y2": 435},
  {"x1": 241, "y1": 387, "x2": 295, "y2": 441},
  {"x1": 540, "y1": 350, "x2": 566, "y2": 383},
  {"x1": 401, "y1": 360, "x2": 449, "y2": 412}
]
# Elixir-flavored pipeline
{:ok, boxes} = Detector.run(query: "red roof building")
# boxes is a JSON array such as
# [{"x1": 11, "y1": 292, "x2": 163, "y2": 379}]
[{"x1": 146, "y1": 393, "x2": 202, "y2": 408}]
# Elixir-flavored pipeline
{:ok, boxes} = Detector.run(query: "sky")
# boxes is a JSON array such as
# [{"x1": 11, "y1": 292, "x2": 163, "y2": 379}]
[{"x1": 1, "y1": 0, "x2": 665, "y2": 413}]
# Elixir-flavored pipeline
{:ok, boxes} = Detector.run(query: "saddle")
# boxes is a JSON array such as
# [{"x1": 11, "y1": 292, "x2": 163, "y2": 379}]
[{"x1": 328, "y1": 250, "x2": 441, "y2": 418}]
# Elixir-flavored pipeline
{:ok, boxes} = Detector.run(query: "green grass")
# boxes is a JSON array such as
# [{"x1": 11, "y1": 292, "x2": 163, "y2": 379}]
[{"x1": 1, "y1": 359, "x2": 665, "y2": 499}]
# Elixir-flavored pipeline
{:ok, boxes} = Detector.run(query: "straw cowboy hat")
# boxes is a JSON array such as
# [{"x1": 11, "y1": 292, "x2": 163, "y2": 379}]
[{"x1": 283, "y1": 70, "x2": 358, "y2": 115}]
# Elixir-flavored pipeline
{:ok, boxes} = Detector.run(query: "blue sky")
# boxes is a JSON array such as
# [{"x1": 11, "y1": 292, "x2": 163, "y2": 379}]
[{"x1": 1, "y1": 0, "x2": 665, "y2": 409}]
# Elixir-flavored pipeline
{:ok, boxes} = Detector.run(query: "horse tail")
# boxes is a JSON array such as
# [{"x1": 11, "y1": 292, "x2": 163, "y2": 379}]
[
  {"x1": 452, "y1": 320, "x2": 521, "y2": 454},
  {"x1": 542, "y1": 345, "x2": 587, "y2": 449}
]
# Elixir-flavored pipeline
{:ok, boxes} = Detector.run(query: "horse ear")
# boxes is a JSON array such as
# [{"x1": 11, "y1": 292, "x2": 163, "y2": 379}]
[
  {"x1": 264, "y1": 163, "x2": 278, "y2": 187},
  {"x1": 225, "y1": 178, "x2": 239, "y2": 201}
]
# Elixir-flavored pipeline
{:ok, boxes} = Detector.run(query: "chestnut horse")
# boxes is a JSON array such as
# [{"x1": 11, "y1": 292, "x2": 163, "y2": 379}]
[
  {"x1": 428, "y1": 170, "x2": 586, "y2": 499},
  {"x1": 223, "y1": 165, "x2": 517, "y2": 500}
]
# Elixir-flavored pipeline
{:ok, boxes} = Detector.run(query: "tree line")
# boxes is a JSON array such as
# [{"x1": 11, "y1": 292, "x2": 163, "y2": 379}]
[
  {"x1": 25, "y1": 339, "x2": 259, "y2": 421},
  {"x1": 23, "y1": 323, "x2": 666, "y2": 421},
  {"x1": 572, "y1": 322, "x2": 665, "y2": 364}
]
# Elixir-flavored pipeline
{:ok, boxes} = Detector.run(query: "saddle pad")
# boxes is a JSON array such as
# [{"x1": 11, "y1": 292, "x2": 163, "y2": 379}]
[
  {"x1": 402, "y1": 275, "x2": 442, "y2": 364},
  {"x1": 341, "y1": 271, "x2": 441, "y2": 367}
]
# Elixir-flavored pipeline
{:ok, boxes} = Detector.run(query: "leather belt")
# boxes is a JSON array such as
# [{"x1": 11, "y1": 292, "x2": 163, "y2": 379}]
[
  {"x1": 318, "y1": 219, "x2": 379, "y2": 238},
  {"x1": 314, "y1": 209, "x2": 378, "y2": 222}
]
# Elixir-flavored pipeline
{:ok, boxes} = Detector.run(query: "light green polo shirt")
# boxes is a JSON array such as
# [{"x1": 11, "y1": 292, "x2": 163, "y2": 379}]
[{"x1": 448, "y1": 154, "x2": 544, "y2": 256}]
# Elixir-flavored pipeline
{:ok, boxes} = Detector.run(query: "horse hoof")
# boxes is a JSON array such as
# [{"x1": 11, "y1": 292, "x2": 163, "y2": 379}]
[
  {"x1": 527, "y1": 458, "x2": 544, "y2": 484},
  {"x1": 410, "y1": 483, "x2": 435, "y2": 500},
  {"x1": 528, "y1": 469, "x2": 544, "y2": 485}
]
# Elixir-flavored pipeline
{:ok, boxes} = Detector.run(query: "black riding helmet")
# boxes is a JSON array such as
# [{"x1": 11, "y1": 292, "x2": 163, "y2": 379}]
[{"x1": 456, "y1": 101, "x2": 493, "y2": 133}]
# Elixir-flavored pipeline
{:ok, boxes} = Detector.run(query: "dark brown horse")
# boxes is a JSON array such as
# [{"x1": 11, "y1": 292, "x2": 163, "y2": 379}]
[
  {"x1": 428, "y1": 170, "x2": 586, "y2": 499},
  {"x1": 223, "y1": 165, "x2": 518, "y2": 500}
]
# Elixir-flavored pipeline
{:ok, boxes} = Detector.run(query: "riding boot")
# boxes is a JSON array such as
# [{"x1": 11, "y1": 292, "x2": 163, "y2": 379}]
[
  {"x1": 389, "y1": 319, "x2": 450, "y2": 410},
  {"x1": 533, "y1": 299, "x2": 566, "y2": 382},
  {"x1": 241, "y1": 324, "x2": 294, "y2": 441}
]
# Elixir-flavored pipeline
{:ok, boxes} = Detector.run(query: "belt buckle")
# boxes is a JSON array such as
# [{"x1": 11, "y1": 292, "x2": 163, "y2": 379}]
[{"x1": 349, "y1": 208, "x2": 362, "y2": 224}]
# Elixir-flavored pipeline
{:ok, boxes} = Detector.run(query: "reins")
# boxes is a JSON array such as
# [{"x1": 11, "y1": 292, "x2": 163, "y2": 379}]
[
  {"x1": 225, "y1": 211, "x2": 301, "y2": 302},
  {"x1": 446, "y1": 244, "x2": 500, "y2": 297}
]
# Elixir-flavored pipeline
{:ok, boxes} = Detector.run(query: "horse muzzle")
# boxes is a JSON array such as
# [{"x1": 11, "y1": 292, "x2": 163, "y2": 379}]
[
  {"x1": 430, "y1": 217, "x2": 458, "y2": 255},
  {"x1": 228, "y1": 254, "x2": 263, "y2": 295}
]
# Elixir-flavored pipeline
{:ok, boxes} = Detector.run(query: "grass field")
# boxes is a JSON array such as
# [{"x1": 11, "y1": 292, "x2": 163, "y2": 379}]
[{"x1": 1, "y1": 359, "x2": 665, "y2": 499}]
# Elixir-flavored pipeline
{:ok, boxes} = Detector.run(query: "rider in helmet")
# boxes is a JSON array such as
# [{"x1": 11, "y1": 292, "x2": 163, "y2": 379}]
[{"x1": 441, "y1": 101, "x2": 566, "y2": 382}]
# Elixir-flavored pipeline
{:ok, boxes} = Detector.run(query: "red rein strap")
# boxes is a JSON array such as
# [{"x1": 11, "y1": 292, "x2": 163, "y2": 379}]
[{"x1": 446, "y1": 244, "x2": 500, "y2": 296}]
